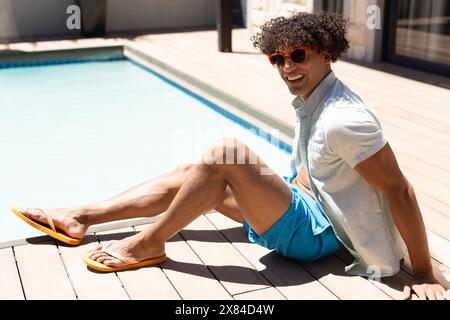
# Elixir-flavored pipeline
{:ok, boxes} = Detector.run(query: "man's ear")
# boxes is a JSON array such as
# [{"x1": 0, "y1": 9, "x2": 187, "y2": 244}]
[{"x1": 323, "y1": 52, "x2": 331, "y2": 64}]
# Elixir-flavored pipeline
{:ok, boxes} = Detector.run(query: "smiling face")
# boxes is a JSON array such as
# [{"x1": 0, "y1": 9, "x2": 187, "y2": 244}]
[{"x1": 274, "y1": 46, "x2": 332, "y2": 98}]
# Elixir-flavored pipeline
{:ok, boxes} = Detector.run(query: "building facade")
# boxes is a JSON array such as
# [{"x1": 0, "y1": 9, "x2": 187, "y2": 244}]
[
  {"x1": 0, "y1": 0, "x2": 217, "y2": 42},
  {"x1": 1, "y1": 0, "x2": 448, "y2": 76}
]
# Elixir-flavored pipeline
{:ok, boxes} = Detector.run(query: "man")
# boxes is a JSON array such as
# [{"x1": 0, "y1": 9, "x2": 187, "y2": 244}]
[{"x1": 14, "y1": 11, "x2": 447, "y2": 300}]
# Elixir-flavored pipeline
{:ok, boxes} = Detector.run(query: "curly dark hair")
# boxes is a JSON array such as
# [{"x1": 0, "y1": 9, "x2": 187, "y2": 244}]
[{"x1": 251, "y1": 11, "x2": 350, "y2": 62}]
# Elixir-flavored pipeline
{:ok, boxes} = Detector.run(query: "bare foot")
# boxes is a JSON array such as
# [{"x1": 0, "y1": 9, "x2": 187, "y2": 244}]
[
  {"x1": 17, "y1": 207, "x2": 89, "y2": 239},
  {"x1": 88, "y1": 233, "x2": 165, "y2": 267}
]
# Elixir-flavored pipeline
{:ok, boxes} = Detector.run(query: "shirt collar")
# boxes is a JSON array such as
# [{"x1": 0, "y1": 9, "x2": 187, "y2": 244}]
[{"x1": 291, "y1": 71, "x2": 336, "y2": 118}]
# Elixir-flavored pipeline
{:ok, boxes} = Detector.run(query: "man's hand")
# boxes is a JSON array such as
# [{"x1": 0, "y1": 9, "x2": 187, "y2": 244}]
[
  {"x1": 292, "y1": 173, "x2": 314, "y2": 198},
  {"x1": 403, "y1": 274, "x2": 449, "y2": 300}
]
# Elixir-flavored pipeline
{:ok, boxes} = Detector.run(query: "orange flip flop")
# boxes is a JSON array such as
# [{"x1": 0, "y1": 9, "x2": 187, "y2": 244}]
[
  {"x1": 82, "y1": 242, "x2": 167, "y2": 272},
  {"x1": 11, "y1": 206, "x2": 82, "y2": 246}
]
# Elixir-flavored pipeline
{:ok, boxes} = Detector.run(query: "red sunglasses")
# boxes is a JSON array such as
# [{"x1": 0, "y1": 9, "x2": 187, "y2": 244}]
[{"x1": 268, "y1": 46, "x2": 311, "y2": 67}]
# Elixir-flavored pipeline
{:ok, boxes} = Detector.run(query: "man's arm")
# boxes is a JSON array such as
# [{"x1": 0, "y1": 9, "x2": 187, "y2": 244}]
[
  {"x1": 354, "y1": 142, "x2": 447, "y2": 300},
  {"x1": 293, "y1": 167, "x2": 314, "y2": 198}
]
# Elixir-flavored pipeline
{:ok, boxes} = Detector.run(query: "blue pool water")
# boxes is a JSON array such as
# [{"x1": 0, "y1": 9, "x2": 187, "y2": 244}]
[{"x1": 0, "y1": 60, "x2": 291, "y2": 243}]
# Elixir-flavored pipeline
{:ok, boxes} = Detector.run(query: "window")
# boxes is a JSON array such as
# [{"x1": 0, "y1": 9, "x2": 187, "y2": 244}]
[
  {"x1": 385, "y1": 0, "x2": 450, "y2": 76},
  {"x1": 322, "y1": 0, "x2": 344, "y2": 14}
]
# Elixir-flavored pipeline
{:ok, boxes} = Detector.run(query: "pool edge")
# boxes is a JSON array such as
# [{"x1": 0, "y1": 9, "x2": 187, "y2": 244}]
[{"x1": 0, "y1": 46, "x2": 125, "y2": 67}]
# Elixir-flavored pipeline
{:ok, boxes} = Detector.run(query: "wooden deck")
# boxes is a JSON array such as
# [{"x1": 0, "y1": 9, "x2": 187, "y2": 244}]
[
  {"x1": 0, "y1": 29, "x2": 449, "y2": 299},
  {"x1": 0, "y1": 213, "x2": 420, "y2": 300}
]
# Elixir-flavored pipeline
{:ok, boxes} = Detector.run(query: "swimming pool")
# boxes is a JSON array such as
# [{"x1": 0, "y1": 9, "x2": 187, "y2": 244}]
[{"x1": 0, "y1": 59, "x2": 291, "y2": 243}]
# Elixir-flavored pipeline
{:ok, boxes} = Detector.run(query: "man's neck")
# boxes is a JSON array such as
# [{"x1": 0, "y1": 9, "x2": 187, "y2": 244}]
[{"x1": 301, "y1": 69, "x2": 333, "y2": 101}]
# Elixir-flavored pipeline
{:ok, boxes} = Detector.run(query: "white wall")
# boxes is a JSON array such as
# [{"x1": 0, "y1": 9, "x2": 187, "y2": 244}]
[
  {"x1": 0, "y1": 0, "x2": 81, "y2": 42},
  {"x1": 0, "y1": 0, "x2": 217, "y2": 43},
  {"x1": 343, "y1": 0, "x2": 385, "y2": 63},
  {"x1": 105, "y1": 0, "x2": 216, "y2": 33}
]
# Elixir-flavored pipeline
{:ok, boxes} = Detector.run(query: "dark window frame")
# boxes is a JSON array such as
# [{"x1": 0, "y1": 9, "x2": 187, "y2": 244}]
[
  {"x1": 383, "y1": 0, "x2": 450, "y2": 77},
  {"x1": 322, "y1": 0, "x2": 344, "y2": 14}
]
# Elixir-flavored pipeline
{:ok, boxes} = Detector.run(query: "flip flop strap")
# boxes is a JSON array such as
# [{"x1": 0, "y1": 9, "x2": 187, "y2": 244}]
[
  {"x1": 102, "y1": 242, "x2": 140, "y2": 264},
  {"x1": 34, "y1": 208, "x2": 56, "y2": 233}
]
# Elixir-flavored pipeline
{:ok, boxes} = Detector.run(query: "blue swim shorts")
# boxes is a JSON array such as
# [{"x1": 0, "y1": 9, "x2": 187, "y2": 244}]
[{"x1": 243, "y1": 175, "x2": 341, "y2": 262}]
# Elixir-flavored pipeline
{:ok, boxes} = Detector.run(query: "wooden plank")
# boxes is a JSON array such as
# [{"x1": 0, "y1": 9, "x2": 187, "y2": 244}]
[
  {"x1": 395, "y1": 163, "x2": 450, "y2": 210},
  {"x1": 205, "y1": 212, "x2": 339, "y2": 300},
  {"x1": 14, "y1": 240, "x2": 76, "y2": 300},
  {"x1": 395, "y1": 150, "x2": 450, "y2": 192},
  {"x1": 415, "y1": 191, "x2": 450, "y2": 221},
  {"x1": 401, "y1": 250, "x2": 450, "y2": 290},
  {"x1": 299, "y1": 255, "x2": 392, "y2": 300},
  {"x1": 95, "y1": 227, "x2": 180, "y2": 300},
  {"x1": 421, "y1": 205, "x2": 450, "y2": 242},
  {"x1": 340, "y1": 77, "x2": 450, "y2": 120},
  {"x1": 431, "y1": 261, "x2": 450, "y2": 290},
  {"x1": 334, "y1": 61, "x2": 450, "y2": 109},
  {"x1": 377, "y1": 112, "x2": 450, "y2": 147},
  {"x1": 395, "y1": 149, "x2": 450, "y2": 186},
  {"x1": 180, "y1": 215, "x2": 271, "y2": 296},
  {"x1": 205, "y1": 214, "x2": 390, "y2": 300},
  {"x1": 334, "y1": 248, "x2": 414, "y2": 300},
  {"x1": 134, "y1": 224, "x2": 233, "y2": 300},
  {"x1": 209, "y1": 211, "x2": 445, "y2": 300},
  {"x1": 58, "y1": 234, "x2": 129, "y2": 300},
  {"x1": 234, "y1": 287, "x2": 286, "y2": 300},
  {"x1": 373, "y1": 100, "x2": 450, "y2": 134},
  {"x1": 427, "y1": 231, "x2": 450, "y2": 269},
  {"x1": 335, "y1": 233, "x2": 450, "y2": 297},
  {"x1": 0, "y1": 248, "x2": 25, "y2": 299},
  {"x1": 370, "y1": 273, "x2": 416, "y2": 301},
  {"x1": 384, "y1": 123, "x2": 450, "y2": 161},
  {"x1": 387, "y1": 132, "x2": 450, "y2": 173}
]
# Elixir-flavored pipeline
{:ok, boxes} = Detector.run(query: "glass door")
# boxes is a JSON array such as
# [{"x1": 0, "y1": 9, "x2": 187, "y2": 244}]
[{"x1": 385, "y1": 0, "x2": 450, "y2": 76}]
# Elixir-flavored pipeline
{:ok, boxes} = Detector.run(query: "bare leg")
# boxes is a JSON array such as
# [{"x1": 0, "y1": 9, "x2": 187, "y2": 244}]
[
  {"x1": 18, "y1": 164, "x2": 243, "y2": 239},
  {"x1": 89, "y1": 138, "x2": 292, "y2": 267}
]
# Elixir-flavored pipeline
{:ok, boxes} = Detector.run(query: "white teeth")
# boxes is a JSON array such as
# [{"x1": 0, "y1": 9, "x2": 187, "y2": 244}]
[{"x1": 287, "y1": 74, "x2": 304, "y2": 81}]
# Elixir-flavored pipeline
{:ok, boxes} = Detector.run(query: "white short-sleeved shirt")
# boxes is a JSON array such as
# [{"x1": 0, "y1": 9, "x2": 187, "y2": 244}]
[{"x1": 291, "y1": 71, "x2": 407, "y2": 277}]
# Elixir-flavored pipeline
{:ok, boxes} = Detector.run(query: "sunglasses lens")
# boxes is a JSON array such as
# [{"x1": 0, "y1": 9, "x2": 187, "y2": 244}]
[
  {"x1": 269, "y1": 54, "x2": 284, "y2": 67},
  {"x1": 290, "y1": 49, "x2": 306, "y2": 63}
]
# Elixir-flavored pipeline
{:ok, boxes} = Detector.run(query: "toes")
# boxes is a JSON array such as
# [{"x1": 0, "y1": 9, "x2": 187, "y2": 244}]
[
  {"x1": 90, "y1": 252, "x2": 109, "y2": 261},
  {"x1": 18, "y1": 207, "x2": 43, "y2": 219},
  {"x1": 90, "y1": 252, "x2": 125, "y2": 267},
  {"x1": 102, "y1": 258, "x2": 126, "y2": 268},
  {"x1": 19, "y1": 208, "x2": 49, "y2": 225},
  {"x1": 17, "y1": 207, "x2": 30, "y2": 213},
  {"x1": 87, "y1": 244, "x2": 103, "y2": 255},
  {"x1": 86, "y1": 246, "x2": 127, "y2": 267},
  {"x1": 96, "y1": 255, "x2": 108, "y2": 263},
  {"x1": 85, "y1": 241, "x2": 132, "y2": 268}
]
